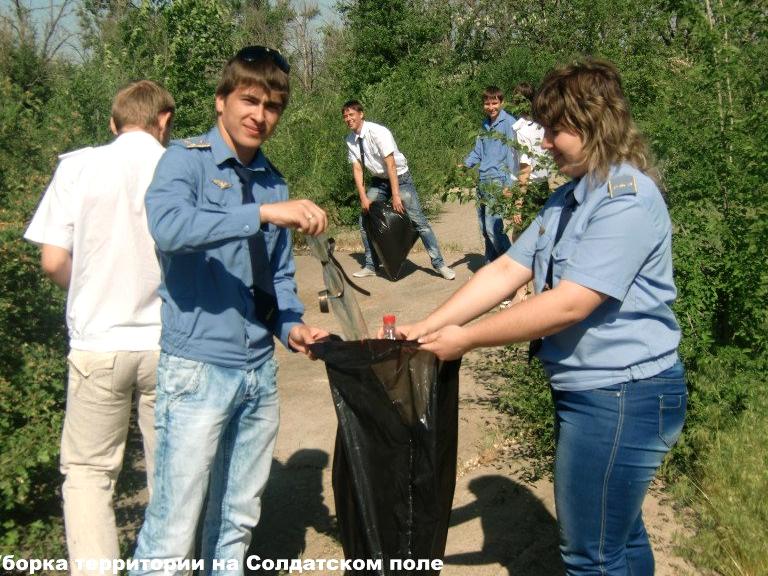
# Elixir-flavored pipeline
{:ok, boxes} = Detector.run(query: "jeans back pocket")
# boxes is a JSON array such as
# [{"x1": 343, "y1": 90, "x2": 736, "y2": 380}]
[{"x1": 659, "y1": 393, "x2": 687, "y2": 448}]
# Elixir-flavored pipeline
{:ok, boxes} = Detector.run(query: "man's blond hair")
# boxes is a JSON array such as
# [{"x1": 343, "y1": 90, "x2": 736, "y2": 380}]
[{"x1": 111, "y1": 80, "x2": 175, "y2": 133}]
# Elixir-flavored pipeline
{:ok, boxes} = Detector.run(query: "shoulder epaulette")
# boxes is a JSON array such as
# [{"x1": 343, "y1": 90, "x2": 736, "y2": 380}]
[
  {"x1": 58, "y1": 147, "x2": 93, "y2": 160},
  {"x1": 607, "y1": 175, "x2": 637, "y2": 198},
  {"x1": 178, "y1": 137, "x2": 211, "y2": 149}
]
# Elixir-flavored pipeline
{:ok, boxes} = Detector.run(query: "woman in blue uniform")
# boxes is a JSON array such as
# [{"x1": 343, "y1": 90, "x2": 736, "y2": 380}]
[{"x1": 397, "y1": 59, "x2": 687, "y2": 575}]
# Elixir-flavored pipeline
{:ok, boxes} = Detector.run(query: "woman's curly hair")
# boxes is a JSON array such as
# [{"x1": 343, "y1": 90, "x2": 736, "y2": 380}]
[{"x1": 532, "y1": 58, "x2": 659, "y2": 185}]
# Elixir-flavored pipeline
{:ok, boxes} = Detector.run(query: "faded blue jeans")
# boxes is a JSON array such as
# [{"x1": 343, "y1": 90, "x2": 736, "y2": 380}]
[
  {"x1": 552, "y1": 361, "x2": 687, "y2": 575},
  {"x1": 476, "y1": 180, "x2": 511, "y2": 263},
  {"x1": 359, "y1": 171, "x2": 446, "y2": 270},
  {"x1": 130, "y1": 353, "x2": 280, "y2": 576}
]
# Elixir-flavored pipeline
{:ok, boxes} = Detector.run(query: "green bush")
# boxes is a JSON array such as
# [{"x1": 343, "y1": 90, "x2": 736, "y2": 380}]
[
  {"x1": 670, "y1": 349, "x2": 766, "y2": 478},
  {"x1": 0, "y1": 228, "x2": 68, "y2": 558},
  {"x1": 481, "y1": 346, "x2": 553, "y2": 481}
]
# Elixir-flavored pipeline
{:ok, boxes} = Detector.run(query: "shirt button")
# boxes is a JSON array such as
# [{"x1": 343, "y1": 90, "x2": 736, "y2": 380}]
[{"x1": 243, "y1": 225, "x2": 250, "y2": 233}]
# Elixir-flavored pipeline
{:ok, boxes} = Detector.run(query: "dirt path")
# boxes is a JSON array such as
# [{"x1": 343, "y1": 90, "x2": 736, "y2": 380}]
[{"x1": 245, "y1": 201, "x2": 700, "y2": 575}]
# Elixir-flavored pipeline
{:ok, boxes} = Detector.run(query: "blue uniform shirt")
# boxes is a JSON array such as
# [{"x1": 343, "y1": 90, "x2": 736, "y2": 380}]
[
  {"x1": 508, "y1": 163, "x2": 681, "y2": 390},
  {"x1": 145, "y1": 125, "x2": 304, "y2": 370},
  {"x1": 464, "y1": 109, "x2": 519, "y2": 187}
]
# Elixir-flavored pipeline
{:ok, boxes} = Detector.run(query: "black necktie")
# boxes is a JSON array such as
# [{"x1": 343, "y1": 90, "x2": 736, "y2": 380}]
[
  {"x1": 358, "y1": 136, "x2": 366, "y2": 175},
  {"x1": 230, "y1": 161, "x2": 279, "y2": 332},
  {"x1": 529, "y1": 187, "x2": 578, "y2": 361},
  {"x1": 545, "y1": 188, "x2": 578, "y2": 290}
]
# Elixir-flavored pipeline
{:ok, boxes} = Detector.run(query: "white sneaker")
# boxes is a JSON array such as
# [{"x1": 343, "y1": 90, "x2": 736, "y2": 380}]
[
  {"x1": 352, "y1": 267, "x2": 376, "y2": 278},
  {"x1": 437, "y1": 266, "x2": 456, "y2": 280}
]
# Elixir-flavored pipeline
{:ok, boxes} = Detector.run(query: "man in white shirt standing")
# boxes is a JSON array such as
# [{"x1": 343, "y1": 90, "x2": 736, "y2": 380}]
[
  {"x1": 24, "y1": 80, "x2": 174, "y2": 575},
  {"x1": 342, "y1": 99, "x2": 455, "y2": 280},
  {"x1": 512, "y1": 83, "x2": 560, "y2": 192}
]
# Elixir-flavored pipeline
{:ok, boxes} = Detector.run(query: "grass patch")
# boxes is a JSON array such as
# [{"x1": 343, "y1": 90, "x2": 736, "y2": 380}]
[{"x1": 673, "y1": 352, "x2": 768, "y2": 575}]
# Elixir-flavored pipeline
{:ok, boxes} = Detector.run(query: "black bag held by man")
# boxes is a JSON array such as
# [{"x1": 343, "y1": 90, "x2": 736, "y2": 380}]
[
  {"x1": 362, "y1": 201, "x2": 419, "y2": 281},
  {"x1": 309, "y1": 338, "x2": 460, "y2": 575}
]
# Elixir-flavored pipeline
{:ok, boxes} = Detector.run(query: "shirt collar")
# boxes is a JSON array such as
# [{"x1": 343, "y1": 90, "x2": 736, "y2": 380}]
[
  {"x1": 209, "y1": 125, "x2": 268, "y2": 172},
  {"x1": 572, "y1": 177, "x2": 586, "y2": 205},
  {"x1": 486, "y1": 108, "x2": 511, "y2": 130},
  {"x1": 554, "y1": 177, "x2": 583, "y2": 206},
  {"x1": 355, "y1": 121, "x2": 369, "y2": 141},
  {"x1": 114, "y1": 130, "x2": 159, "y2": 144}
]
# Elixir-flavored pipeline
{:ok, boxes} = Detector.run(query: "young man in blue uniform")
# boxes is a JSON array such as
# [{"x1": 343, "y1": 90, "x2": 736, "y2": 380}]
[
  {"x1": 130, "y1": 47, "x2": 328, "y2": 576},
  {"x1": 462, "y1": 86, "x2": 519, "y2": 264}
]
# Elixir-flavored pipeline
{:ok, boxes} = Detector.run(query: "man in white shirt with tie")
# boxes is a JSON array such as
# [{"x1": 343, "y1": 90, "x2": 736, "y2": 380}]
[{"x1": 342, "y1": 99, "x2": 454, "y2": 280}]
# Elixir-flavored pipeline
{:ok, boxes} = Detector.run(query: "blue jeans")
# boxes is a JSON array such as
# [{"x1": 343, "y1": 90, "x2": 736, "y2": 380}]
[
  {"x1": 130, "y1": 353, "x2": 280, "y2": 576},
  {"x1": 552, "y1": 361, "x2": 687, "y2": 575},
  {"x1": 359, "y1": 171, "x2": 445, "y2": 270},
  {"x1": 476, "y1": 181, "x2": 511, "y2": 263}
]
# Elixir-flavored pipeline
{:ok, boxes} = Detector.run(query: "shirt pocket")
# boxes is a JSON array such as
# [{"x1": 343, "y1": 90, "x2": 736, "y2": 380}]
[
  {"x1": 201, "y1": 181, "x2": 235, "y2": 208},
  {"x1": 533, "y1": 225, "x2": 552, "y2": 256},
  {"x1": 551, "y1": 238, "x2": 577, "y2": 286}
]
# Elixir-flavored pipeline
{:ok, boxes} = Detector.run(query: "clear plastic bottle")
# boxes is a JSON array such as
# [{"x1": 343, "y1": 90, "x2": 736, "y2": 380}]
[{"x1": 382, "y1": 315, "x2": 397, "y2": 340}]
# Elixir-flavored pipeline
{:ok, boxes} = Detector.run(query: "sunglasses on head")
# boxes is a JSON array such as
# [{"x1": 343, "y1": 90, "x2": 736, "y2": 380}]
[{"x1": 235, "y1": 45, "x2": 291, "y2": 74}]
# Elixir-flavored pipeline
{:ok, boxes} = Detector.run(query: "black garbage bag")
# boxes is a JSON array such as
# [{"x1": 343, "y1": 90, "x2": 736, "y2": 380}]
[
  {"x1": 309, "y1": 338, "x2": 460, "y2": 575},
  {"x1": 363, "y1": 201, "x2": 419, "y2": 280}
]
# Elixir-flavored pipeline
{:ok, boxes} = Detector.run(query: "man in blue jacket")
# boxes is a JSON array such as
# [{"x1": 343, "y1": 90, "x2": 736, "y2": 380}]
[
  {"x1": 130, "y1": 46, "x2": 328, "y2": 576},
  {"x1": 462, "y1": 86, "x2": 519, "y2": 264}
]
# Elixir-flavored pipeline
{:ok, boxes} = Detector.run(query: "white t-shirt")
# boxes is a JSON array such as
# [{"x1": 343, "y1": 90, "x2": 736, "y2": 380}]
[
  {"x1": 24, "y1": 131, "x2": 165, "y2": 351},
  {"x1": 513, "y1": 118, "x2": 550, "y2": 182},
  {"x1": 345, "y1": 120, "x2": 409, "y2": 178}
]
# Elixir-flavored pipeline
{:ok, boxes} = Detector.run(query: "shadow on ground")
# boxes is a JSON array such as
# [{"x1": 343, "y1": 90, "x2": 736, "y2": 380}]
[
  {"x1": 347, "y1": 251, "x2": 486, "y2": 280},
  {"x1": 445, "y1": 475, "x2": 564, "y2": 576},
  {"x1": 448, "y1": 253, "x2": 485, "y2": 273},
  {"x1": 247, "y1": 449, "x2": 337, "y2": 575}
]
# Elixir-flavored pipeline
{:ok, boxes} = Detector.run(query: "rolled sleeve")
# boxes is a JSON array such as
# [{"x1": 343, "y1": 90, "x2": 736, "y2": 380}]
[
  {"x1": 507, "y1": 213, "x2": 541, "y2": 269},
  {"x1": 562, "y1": 196, "x2": 658, "y2": 301},
  {"x1": 346, "y1": 139, "x2": 358, "y2": 164}
]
